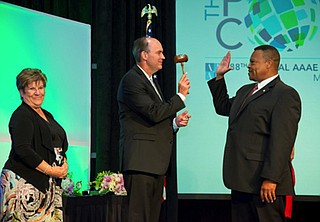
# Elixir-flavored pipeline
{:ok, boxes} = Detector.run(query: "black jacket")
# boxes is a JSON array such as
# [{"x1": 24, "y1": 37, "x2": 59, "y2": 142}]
[
  {"x1": 117, "y1": 65, "x2": 185, "y2": 175},
  {"x1": 208, "y1": 77, "x2": 301, "y2": 195},
  {"x1": 4, "y1": 102, "x2": 68, "y2": 193}
]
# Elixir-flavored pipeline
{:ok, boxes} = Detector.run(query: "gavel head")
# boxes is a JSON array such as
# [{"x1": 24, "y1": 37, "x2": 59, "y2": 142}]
[{"x1": 174, "y1": 54, "x2": 188, "y2": 63}]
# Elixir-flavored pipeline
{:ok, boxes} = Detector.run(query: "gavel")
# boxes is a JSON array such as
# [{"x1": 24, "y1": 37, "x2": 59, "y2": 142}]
[{"x1": 174, "y1": 54, "x2": 188, "y2": 74}]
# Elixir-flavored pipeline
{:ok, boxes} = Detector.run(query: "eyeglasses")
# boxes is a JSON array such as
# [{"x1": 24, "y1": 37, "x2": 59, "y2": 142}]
[{"x1": 26, "y1": 86, "x2": 45, "y2": 93}]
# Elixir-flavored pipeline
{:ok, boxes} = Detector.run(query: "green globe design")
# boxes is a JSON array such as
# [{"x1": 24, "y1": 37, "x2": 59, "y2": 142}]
[{"x1": 244, "y1": 0, "x2": 320, "y2": 52}]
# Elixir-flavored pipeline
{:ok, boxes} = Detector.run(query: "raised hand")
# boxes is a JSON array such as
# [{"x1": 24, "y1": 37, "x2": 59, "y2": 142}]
[
  {"x1": 216, "y1": 51, "x2": 233, "y2": 80},
  {"x1": 178, "y1": 72, "x2": 191, "y2": 96}
]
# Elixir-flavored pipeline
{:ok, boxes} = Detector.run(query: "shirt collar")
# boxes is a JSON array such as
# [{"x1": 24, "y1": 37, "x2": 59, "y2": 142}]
[
  {"x1": 257, "y1": 74, "x2": 278, "y2": 90},
  {"x1": 137, "y1": 65, "x2": 152, "y2": 81}
]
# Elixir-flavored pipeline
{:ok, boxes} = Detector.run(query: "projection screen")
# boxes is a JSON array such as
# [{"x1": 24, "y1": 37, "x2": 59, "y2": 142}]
[{"x1": 176, "y1": 0, "x2": 320, "y2": 197}]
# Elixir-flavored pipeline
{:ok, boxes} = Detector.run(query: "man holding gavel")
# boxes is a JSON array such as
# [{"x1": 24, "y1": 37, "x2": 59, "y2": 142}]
[{"x1": 117, "y1": 36, "x2": 191, "y2": 222}]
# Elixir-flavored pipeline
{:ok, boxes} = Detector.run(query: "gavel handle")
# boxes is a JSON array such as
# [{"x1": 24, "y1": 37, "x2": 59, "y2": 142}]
[{"x1": 180, "y1": 63, "x2": 185, "y2": 74}]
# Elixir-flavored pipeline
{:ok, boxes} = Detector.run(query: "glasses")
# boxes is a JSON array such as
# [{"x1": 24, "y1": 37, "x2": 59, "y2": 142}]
[{"x1": 26, "y1": 86, "x2": 45, "y2": 93}]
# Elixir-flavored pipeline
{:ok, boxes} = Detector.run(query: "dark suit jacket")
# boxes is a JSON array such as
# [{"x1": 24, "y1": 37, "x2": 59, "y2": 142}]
[
  {"x1": 117, "y1": 65, "x2": 185, "y2": 175},
  {"x1": 208, "y1": 76, "x2": 301, "y2": 195},
  {"x1": 4, "y1": 102, "x2": 68, "y2": 193}
]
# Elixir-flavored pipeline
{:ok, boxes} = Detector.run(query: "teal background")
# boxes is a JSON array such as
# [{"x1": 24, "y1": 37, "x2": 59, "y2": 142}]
[
  {"x1": 176, "y1": 0, "x2": 320, "y2": 195},
  {"x1": 0, "y1": 2, "x2": 91, "y2": 191}
]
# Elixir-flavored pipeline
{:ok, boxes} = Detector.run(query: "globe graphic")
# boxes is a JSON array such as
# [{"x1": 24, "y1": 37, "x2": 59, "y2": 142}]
[{"x1": 244, "y1": 0, "x2": 320, "y2": 52}]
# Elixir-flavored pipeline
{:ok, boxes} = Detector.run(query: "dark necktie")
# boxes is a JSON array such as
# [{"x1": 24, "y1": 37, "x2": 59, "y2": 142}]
[
  {"x1": 237, "y1": 84, "x2": 258, "y2": 116},
  {"x1": 249, "y1": 84, "x2": 258, "y2": 96}
]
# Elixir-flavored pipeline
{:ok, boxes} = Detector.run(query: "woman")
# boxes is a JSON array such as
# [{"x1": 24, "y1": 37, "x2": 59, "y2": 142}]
[{"x1": 0, "y1": 68, "x2": 69, "y2": 221}]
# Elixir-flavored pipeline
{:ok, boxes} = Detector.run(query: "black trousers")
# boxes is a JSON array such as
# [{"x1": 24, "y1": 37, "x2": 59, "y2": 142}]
[
  {"x1": 231, "y1": 190, "x2": 287, "y2": 222},
  {"x1": 124, "y1": 171, "x2": 164, "y2": 222}
]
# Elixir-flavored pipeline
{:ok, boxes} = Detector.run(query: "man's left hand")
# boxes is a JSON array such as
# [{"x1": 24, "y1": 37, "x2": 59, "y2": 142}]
[
  {"x1": 260, "y1": 179, "x2": 277, "y2": 203},
  {"x1": 175, "y1": 110, "x2": 191, "y2": 127}
]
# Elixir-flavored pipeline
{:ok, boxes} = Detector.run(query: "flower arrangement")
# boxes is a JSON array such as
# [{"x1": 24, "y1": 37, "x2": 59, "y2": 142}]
[
  {"x1": 61, "y1": 172, "x2": 82, "y2": 196},
  {"x1": 90, "y1": 171, "x2": 127, "y2": 196}
]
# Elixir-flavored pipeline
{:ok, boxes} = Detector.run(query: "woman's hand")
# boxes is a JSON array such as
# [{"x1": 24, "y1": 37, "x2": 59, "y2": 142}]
[{"x1": 50, "y1": 160, "x2": 68, "y2": 178}]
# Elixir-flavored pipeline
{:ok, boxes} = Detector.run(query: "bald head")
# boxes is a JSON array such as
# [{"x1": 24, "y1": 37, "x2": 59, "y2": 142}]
[
  {"x1": 132, "y1": 37, "x2": 162, "y2": 62},
  {"x1": 132, "y1": 37, "x2": 165, "y2": 75}
]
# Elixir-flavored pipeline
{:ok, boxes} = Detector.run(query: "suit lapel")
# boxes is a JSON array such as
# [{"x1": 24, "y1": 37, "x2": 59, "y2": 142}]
[
  {"x1": 134, "y1": 65, "x2": 163, "y2": 102},
  {"x1": 232, "y1": 77, "x2": 280, "y2": 122}
]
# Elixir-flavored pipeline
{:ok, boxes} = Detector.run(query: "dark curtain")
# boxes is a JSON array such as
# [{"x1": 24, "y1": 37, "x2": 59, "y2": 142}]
[{"x1": 2, "y1": 0, "x2": 178, "y2": 221}]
